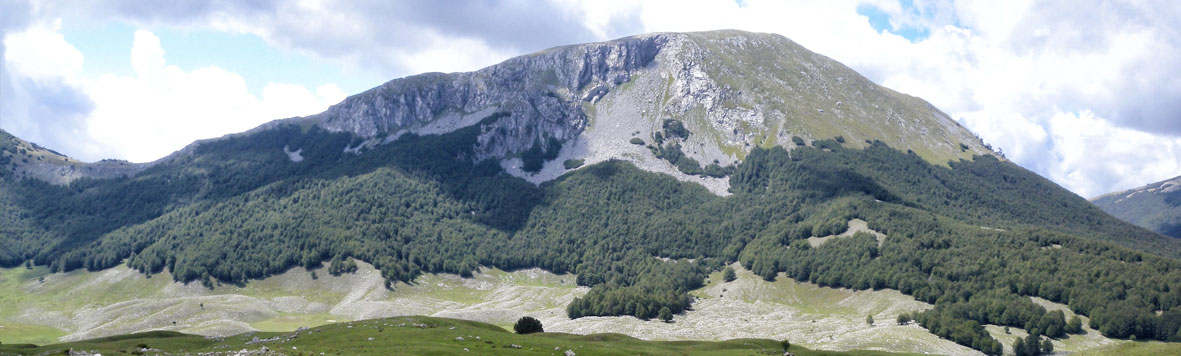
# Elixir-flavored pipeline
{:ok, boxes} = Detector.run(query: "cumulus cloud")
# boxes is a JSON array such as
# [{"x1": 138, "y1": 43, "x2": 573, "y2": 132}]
[
  {"x1": 1046, "y1": 111, "x2": 1181, "y2": 198},
  {"x1": 1, "y1": 19, "x2": 97, "y2": 158},
  {"x1": 84, "y1": 30, "x2": 347, "y2": 162},
  {"x1": 3, "y1": 24, "x2": 345, "y2": 162},
  {"x1": 50, "y1": 0, "x2": 604, "y2": 77}
]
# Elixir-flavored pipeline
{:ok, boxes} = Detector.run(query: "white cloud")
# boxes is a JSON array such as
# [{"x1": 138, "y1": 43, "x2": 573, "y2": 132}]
[
  {"x1": 394, "y1": 30, "x2": 517, "y2": 76},
  {"x1": 3, "y1": 26, "x2": 346, "y2": 162},
  {"x1": 2, "y1": 19, "x2": 95, "y2": 158},
  {"x1": 3, "y1": 19, "x2": 82, "y2": 80},
  {"x1": 1046, "y1": 111, "x2": 1181, "y2": 198}
]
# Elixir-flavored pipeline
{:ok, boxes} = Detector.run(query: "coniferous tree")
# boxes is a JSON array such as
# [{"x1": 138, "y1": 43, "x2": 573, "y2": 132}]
[
  {"x1": 659, "y1": 307, "x2": 673, "y2": 323},
  {"x1": 1014, "y1": 337, "x2": 1027, "y2": 356},
  {"x1": 514, "y1": 316, "x2": 543, "y2": 334}
]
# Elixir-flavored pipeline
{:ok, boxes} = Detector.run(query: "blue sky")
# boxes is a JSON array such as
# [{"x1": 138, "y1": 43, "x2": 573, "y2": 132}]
[
  {"x1": 857, "y1": 1, "x2": 930, "y2": 42},
  {"x1": 2, "y1": 0, "x2": 1180, "y2": 198},
  {"x1": 62, "y1": 22, "x2": 384, "y2": 97}
]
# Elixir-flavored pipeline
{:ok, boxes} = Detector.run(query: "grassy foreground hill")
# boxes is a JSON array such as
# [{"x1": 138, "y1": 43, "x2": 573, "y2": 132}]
[
  {"x1": 3, "y1": 316, "x2": 1178, "y2": 356},
  {"x1": 0, "y1": 316, "x2": 915, "y2": 356}
]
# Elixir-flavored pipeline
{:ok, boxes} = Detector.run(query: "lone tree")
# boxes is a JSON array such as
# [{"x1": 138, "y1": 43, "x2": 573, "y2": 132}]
[
  {"x1": 896, "y1": 313, "x2": 911, "y2": 325},
  {"x1": 658, "y1": 307, "x2": 673, "y2": 322},
  {"x1": 514, "y1": 316, "x2": 544, "y2": 334},
  {"x1": 866, "y1": 314, "x2": 874, "y2": 325},
  {"x1": 723, "y1": 266, "x2": 737, "y2": 282}
]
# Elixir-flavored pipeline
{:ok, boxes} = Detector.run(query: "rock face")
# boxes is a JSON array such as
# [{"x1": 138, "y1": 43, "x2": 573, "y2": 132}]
[
  {"x1": 1093, "y1": 175, "x2": 1181, "y2": 238},
  {"x1": 313, "y1": 35, "x2": 663, "y2": 161},
  {"x1": 307, "y1": 30, "x2": 991, "y2": 193}
]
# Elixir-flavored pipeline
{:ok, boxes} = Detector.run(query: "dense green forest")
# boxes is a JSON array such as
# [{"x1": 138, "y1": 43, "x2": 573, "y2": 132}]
[{"x1": 2, "y1": 116, "x2": 1181, "y2": 355}]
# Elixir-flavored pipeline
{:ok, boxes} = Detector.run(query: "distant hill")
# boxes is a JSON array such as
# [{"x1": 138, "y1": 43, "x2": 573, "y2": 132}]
[
  {"x1": 1093, "y1": 175, "x2": 1181, "y2": 238},
  {"x1": 3, "y1": 30, "x2": 1181, "y2": 355}
]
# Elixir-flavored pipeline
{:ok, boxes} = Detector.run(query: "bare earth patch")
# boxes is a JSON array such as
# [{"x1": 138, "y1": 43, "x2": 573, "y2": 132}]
[{"x1": 808, "y1": 219, "x2": 886, "y2": 248}]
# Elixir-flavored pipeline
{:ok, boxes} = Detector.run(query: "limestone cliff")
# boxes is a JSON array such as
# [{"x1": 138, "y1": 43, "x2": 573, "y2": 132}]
[{"x1": 307, "y1": 30, "x2": 992, "y2": 194}]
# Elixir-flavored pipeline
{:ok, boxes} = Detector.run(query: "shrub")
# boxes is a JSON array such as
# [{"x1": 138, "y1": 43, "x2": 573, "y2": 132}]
[
  {"x1": 723, "y1": 266, "x2": 737, "y2": 282},
  {"x1": 629, "y1": 138, "x2": 645, "y2": 145},
  {"x1": 662, "y1": 119, "x2": 690, "y2": 139},
  {"x1": 897, "y1": 313, "x2": 912, "y2": 325},
  {"x1": 514, "y1": 316, "x2": 544, "y2": 334}
]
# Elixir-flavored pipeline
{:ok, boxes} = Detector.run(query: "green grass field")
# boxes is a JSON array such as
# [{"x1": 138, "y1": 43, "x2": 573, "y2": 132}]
[
  {"x1": 0, "y1": 316, "x2": 919, "y2": 356},
  {"x1": 1074, "y1": 340, "x2": 1181, "y2": 356}
]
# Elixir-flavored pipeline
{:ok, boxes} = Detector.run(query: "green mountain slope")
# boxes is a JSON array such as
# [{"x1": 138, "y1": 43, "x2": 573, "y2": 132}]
[
  {"x1": 2, "y1": 31, "x2": 1180, "y2": 355},
  {"x1": 1092, "y1": 175, "x2": 1181, "y2": 238},
  {"x1": 3, "y1": 120, "x2": 1180, "y2": 355}
]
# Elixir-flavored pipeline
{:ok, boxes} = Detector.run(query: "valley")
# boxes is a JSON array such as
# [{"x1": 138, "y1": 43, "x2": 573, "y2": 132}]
[
  {"x1": 6, "y1": 260, "x2": 1169, "y2": 355},
  {"x1": 0, "y1": 262, "x2": 977, "y2": 354}
]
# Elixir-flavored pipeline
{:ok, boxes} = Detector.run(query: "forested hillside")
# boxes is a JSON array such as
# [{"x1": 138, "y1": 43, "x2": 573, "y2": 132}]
[{"x1": 2, "y1": 115, "x2": 1180, "y2": 355}]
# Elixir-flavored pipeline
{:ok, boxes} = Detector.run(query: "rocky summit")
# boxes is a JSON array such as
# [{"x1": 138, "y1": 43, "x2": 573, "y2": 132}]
[{"x1": 306, "y1": 30, "x2": 991, "y2": 193}]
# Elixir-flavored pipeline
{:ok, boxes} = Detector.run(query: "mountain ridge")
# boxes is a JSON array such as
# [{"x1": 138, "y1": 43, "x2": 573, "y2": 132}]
[
  {"x1": 4, "y1": 30, "x2": 992, "y2": 194},
  {"x1": 1093, "y1": 175, "x2": 1181, "y2": 238}
]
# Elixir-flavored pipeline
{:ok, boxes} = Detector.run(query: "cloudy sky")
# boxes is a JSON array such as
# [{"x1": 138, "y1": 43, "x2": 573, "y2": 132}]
[{"x1": 1, "y1": 0, "x2": 1178, "y2": 198}]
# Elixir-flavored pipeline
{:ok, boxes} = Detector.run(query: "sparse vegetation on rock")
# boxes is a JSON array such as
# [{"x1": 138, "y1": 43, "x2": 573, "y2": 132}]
[{"x1": 563, "y1": 159, "x2": 584, "y2": 169}]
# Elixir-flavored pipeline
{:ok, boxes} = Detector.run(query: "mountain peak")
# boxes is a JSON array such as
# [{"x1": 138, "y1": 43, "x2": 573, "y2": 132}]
[{"x1": 307, "y1": 30, "x2": 993, "y2": 194}]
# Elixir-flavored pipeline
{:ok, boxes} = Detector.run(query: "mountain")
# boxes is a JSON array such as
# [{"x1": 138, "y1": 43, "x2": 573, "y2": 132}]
[
  {"x1": 1093, "y1": 175, "x2": 1181, "y2": 238},
  {"x1": 310, "y1": 30, "x2": 990, "y2": 194},
  {"x1": 3, "y1": 30, "x2": 1181, "y2": 355}
]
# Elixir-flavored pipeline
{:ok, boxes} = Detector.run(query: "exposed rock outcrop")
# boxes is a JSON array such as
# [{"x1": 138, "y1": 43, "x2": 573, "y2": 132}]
[{"x1": 305, "y1": 30, "x2": 991, "y2": 194}]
